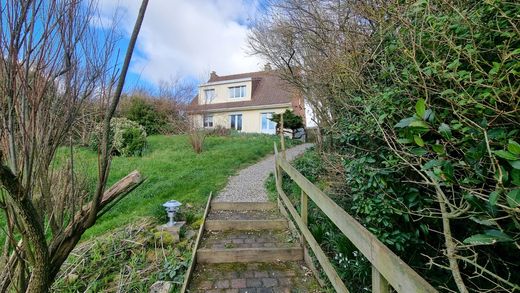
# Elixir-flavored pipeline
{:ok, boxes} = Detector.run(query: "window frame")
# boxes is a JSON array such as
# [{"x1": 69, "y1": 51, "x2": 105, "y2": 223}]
[
  {"x1": 261, "y1": 112, "x2": 276, "y2": 133},
  {"x1": 228, "y1": 85, "x2": 246, "y2": 99},
  {"x1": 204, "y1": 89, "x2": 215, "y2": 104},
  {"x1": 229, "y1": 114, "x2": 243, "y2": 131},
  {"x1": 203, "y1": 115, "x2": 213, "y2": 128}
]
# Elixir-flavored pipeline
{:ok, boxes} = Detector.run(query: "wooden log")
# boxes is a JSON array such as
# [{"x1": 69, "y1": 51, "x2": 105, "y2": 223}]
[{"x1": 49, "y1": 170, "x2": 143, "y2": 278}]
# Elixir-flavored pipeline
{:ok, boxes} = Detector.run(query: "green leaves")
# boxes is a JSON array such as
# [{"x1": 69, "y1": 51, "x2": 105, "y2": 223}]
[
  {"x1": 414, "y1": 135, "x2": 425, "y2": 147},
  {"x1": 438, "y1": 123, "x2": 452, "y2": 139},
  {"x1": 510, "y1": 160, "x2": 520, "y2": 170},
  {"x1": 395, "y1": 117, "x2": 418, "y2": 128},
  {"x1": 493, "y1": 141, "x2": 520, "y2": 169},
  {"x1": 489, "y1": 62, "x2": 501, "y2": 76},
  {"x1": 506, "y1": 189, "x2": 520, "y2": 208},
  {"x1": 494, "y1": 150, "x2": 518, "y2": 161},
  {"x1": 508, "y1": 140, "x2": 520, "y2": 155},
  {"x1": 415, "y1": 99, "x2": 426, "y2": 118},
  {"x1": 409, "y1": 120, "x2": 429, "y2": 128},
  {"x1": 463, "y1": 229, "x2": 513, "y2": 245},
  {"x1": 488, "y1": 191, "x2": 500, "y2": 206}
]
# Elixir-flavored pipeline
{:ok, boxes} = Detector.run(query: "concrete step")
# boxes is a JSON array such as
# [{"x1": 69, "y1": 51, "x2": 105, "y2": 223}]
[
  {"x1": 207, "y1": 209, "x2": 282, "y2": 221},
  {"x1": 205, "y1": 219, "x2": 288, "y2": 231},
  {"x1": 199, "y1": 229, "x2": 299, "y2": 250},
  {"x1": 196, "y1": 247, "x2": 303, "y2": 264},
  {"x1": 211, "y1": 201, "x2": 277, "y2": 211}
]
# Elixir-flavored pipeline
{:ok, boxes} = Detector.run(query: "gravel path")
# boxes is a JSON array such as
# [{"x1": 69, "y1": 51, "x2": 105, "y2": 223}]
[{"x1": 215, "y1": 143, "x2": 313, "y2": 202}]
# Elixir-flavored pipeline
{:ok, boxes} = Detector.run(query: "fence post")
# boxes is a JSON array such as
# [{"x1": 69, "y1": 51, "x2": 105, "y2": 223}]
[
  {"x1": 280, "y1": 114, "x2": 286, "y2": 159},
  {"x1": 300, "y1": 190, "x2": 308, "y2": 245},
  {"x1": 301, "y1": 190, "x2": 308, "y2": 225},
  {"x1": 372, "y1": 265, "x2": 390, "y2": 293}
]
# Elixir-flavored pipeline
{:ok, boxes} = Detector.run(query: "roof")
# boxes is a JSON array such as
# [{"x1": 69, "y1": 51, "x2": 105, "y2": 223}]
[{"x1": 188, "y1": 70, "x2": 297, "y2": 112}]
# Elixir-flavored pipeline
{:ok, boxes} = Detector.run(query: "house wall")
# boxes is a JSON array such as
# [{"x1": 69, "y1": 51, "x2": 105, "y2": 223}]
[
  {"x1": 191, "y1": 106, "x2": 289, "y2": 133},
  {"x1": 198, "y1": 80, "x2": 252, "y2": 105}
]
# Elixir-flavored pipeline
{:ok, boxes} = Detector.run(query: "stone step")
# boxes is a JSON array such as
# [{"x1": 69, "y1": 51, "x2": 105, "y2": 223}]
[
  {"x1": 211, "y1": 201, "x2": 277, "y2": 211},
  {"x1": 207, "y1": 209, "x2": 282, "y2": 221},
  {"x1": 205, "y1": 219, "x2": 288, "y2": 231},
  {"x1": 197, "y1": 247, "x2": 303, "y2": 264},
  {"x1": 199, "y1": 229, "x2": 299, "y2": 250},
  {"x1": 188, "y1": 262, "x2": 320, "y2": 292}
]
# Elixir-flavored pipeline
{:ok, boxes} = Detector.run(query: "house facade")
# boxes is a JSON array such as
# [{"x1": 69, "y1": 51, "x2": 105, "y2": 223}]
[{"x1": 188, "y1": 69, "x2": 305, "y2": 134}]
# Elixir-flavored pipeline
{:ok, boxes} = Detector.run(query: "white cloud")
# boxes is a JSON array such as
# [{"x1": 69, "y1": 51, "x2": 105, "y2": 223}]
[{"x1": 97, "y1": 0, "x2": 263, "y2": 85}]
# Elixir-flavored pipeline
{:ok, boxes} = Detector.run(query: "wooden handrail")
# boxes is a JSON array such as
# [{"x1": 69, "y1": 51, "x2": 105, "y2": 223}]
[{"x1": 273, "y1": 144, "x2": 437, "y2": 293}]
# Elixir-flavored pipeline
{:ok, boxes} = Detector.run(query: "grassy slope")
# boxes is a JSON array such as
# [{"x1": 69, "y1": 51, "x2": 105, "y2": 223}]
[
  {"x1": 80, "y1": 134, "x2": 283, "y2": 238},
  {"x1": 0, "y1": 134, "x2": 284, "y2": 242}
]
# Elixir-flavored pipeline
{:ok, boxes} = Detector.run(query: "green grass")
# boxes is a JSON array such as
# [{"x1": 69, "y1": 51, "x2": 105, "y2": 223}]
[
  {"x1": 1, "y1": 134, "x2": 292, "y2": 242},
  {"x1": 80, "y1": 134, "x2": 287, "y2": 238}
]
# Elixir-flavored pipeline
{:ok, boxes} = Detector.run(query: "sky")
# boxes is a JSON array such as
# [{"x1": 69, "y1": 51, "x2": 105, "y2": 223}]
[{"x1": 96, "y1": 0, "x2": 266, "y2": 92}]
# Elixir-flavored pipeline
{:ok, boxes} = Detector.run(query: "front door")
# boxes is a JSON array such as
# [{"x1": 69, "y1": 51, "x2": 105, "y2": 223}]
[{"x1": 261, "y1": 113, "x2": 276, "y2": 134}]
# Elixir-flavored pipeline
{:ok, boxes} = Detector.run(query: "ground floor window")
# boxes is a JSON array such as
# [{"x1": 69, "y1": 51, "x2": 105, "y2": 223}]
[
  {"x1": 229, "y1": 114, "x2": 242, "y2": 131},
  {"x1": 261, "y1": 112, "x2": 276, "y2": 134},
  {"x1": 203, "y1": 115, "x2": 213, "y2": 128}
]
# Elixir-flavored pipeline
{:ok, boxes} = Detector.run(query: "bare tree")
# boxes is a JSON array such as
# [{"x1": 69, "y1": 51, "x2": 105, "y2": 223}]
[
  {"x1": 248, "y1": 0, "x2": 383, "y2": 147},
  {"x1": 0, "y1": 0, "x2": 149, "y2": 291}
]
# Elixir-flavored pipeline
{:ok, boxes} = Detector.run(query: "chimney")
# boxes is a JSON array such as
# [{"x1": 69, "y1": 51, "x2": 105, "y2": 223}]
[
  {"x1": 263, "y1": 63, "x2": 272, "y2": 71},
  {"x1": 210, "y1": 71, "x2": 218, "y2": 80}
]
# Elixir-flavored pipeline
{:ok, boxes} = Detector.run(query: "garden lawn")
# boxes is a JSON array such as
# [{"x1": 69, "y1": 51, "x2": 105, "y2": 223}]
[
  {"x1": 81, "y1": 134, "x2": 287, "y2": 238},
  {"x1": 0, "y1": 134, "x2": 286, "y2": 243}
]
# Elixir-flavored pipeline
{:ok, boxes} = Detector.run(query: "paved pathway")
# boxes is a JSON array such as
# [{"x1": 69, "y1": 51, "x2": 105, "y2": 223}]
[
  {"x1": 215, "y1": 143, "x2": 313, "y2": 202},
  {"x1": 187, "y1": 144, "x2": 320, "y2": 292},
  {"x1": 187, "y1": 203, "x2": 321, "y2": 292}
]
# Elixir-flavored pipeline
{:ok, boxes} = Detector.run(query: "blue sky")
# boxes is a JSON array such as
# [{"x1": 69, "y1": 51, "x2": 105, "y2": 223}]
[{"x1": 96, "y1": 0, "x2": 268, "y2": 93}]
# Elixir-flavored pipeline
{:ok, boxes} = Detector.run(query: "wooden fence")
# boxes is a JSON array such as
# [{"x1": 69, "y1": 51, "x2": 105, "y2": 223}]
[{"x1": 274, "y1": 144, "x2": 437, "y2": 293}]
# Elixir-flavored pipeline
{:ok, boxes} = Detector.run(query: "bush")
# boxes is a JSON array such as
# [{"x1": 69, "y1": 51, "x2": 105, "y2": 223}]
[
  {"x1": 90, "y1": 118, "x2": 147, "y2": 156},
  {"x1": 121, "y1": 96, "x2": 168, "y2": 135},
  {"x1": 270, "y1": 110, "x2": 304, "y2": 138},
  {"x1": 254, "y1": 1, "x2": 520, "y2": 291},
  {"x1": 188, "y1": 128, "x2": 206, "y2": 154}
]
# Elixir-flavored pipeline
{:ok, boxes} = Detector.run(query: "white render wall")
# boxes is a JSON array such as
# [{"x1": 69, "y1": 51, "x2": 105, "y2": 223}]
[{"x1": 191, "y1": 106, "x2": 289, "y2": 133}]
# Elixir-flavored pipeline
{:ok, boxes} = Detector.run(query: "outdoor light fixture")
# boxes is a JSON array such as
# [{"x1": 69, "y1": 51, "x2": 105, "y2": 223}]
[{"x1": 162, "y1": 200, "x2": 182, "y2": 227}]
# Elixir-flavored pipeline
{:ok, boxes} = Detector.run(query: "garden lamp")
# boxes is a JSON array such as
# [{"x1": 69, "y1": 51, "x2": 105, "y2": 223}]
[{"x1": 162, "y1": 200, "x2": 182, "y2": 227}]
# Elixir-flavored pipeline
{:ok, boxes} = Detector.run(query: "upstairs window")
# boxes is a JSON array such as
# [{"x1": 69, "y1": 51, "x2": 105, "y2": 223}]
[
  {"x1": 204, "y1": 89, "x2": 215, "y2": 104},
  {"x1": 203, "y1": 115, "x2": 213, "y2": 128},
  {"x1": 229, "y1": 85, "x2": 246, "y2": 99}
]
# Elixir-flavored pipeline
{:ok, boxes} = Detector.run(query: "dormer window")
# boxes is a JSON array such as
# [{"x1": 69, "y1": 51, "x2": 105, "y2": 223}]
[
  {"x1": 229, "y1": 85, "x2": 246, "y2": 99},
  {"x1": 204, "y1": 89, "x2": 215, "y2": 104}
]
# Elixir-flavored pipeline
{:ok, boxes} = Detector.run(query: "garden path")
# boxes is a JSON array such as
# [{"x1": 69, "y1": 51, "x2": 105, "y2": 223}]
[
  {"x1": 187, "y1": 202, "x2": 321, "y2": 292},
  {"x1": 215, "y1": 143, "x2": 313, "y2": 202}
]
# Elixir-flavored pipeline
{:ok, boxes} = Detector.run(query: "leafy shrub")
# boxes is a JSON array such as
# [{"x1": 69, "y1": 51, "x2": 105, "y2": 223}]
[
  {"x1": 121, "y1": 96, "x2": 168, "y2": 135},
  {"x1": 90, "y1": 118, "x2": 147, "y2": 156},
  {"x1": 270, "y1": 109, "x2": 304, "y2": 138},
  {"x1": 256, "y1": 1, "x2": 520, "y2": 291}
]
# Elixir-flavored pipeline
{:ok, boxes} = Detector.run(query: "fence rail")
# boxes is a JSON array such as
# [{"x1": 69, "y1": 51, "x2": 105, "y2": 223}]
[{"x1": 273, "y1": 144, "x2": 437, "y2": 293}]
